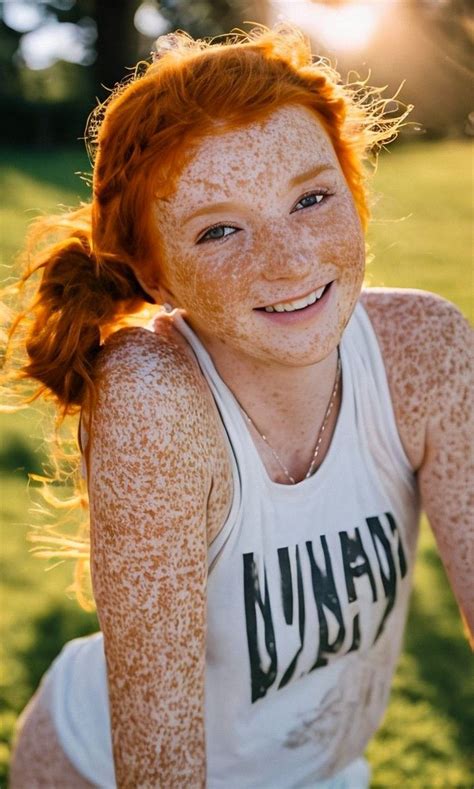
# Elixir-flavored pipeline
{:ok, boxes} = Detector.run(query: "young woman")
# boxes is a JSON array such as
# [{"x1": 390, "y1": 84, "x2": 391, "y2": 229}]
[{"x1": 8, "y1": 25, "x2": 472, "y2": 789}]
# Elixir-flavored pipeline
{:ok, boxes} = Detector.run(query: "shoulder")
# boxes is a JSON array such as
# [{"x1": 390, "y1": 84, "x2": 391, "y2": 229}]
[
  {"x1": 359, "y1": 287, "x2": 472, "y2": 470},
  {"x1": 92, "y1": 318, "x2": 214, "y2": 431},
  {"x1": 359, "y1": 287, "x2": 471, "y2": 372},
  {"x1": 91, "y1": 318, "x2": 233, "y2": 543},
  {"x1": 360, "y1": 285, "x2": 469, "y2": 331},
  {"x1": 96, "y1": 319, "x2": 204, "y2": 396},
  {"x1": 86, "y1": 322, "x2": 216, "y2": 497}
]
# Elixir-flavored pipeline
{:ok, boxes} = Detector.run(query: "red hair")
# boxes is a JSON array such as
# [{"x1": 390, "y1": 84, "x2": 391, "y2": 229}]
[
  {"x1": 91, "y1": 27, "x2": 400, "y2": 288},
  {"x1": 4, "y1": 25, "x2": 411, "y2": 415},
  {"x1": 1, "y1": 24, "x2": 412, "y2": 605}
]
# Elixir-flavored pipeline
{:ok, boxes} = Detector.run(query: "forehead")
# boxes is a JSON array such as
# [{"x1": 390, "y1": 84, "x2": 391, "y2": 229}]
[{"x1": 168, "y1": 105, "x2": 339, "y2": 202}]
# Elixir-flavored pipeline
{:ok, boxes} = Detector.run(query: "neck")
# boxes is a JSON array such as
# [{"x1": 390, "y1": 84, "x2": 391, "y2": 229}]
[{"x1": 193, "y1": 329, "x2": 340, "y2": 443}]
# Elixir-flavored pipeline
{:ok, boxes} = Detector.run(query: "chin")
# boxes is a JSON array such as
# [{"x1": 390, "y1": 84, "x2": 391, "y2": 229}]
[
  {"x1": 252, "y1": 334, "x2": 339, "y2": 367},
  {"x1": 286, "y1": 345, "x2": 338, "y2": 367}
]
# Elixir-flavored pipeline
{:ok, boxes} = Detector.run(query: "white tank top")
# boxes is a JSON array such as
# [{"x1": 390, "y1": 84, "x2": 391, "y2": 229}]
[
  {"x1": 64, "y1": 299, "x2": 419, "y2": 788},
  {"x1": 174, "y1": 300, "x2": 420, "y2": 788}
]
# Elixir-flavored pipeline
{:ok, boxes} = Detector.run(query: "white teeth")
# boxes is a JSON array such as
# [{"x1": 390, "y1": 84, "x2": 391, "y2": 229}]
[
  {"x1": 263, "y1": 284, "x2": 329, "y2": 313},
  {"x1": 314, "y1": 285, "x2": 326, "y2": 300}
]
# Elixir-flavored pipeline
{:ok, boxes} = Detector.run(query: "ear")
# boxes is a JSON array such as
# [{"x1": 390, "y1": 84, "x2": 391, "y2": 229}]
[{"x1": 134, "y1": 271, "x2": 175, "y2": 308}]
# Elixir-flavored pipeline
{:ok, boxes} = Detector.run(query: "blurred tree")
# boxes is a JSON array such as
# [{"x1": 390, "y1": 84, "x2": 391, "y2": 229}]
[
  {"x1": 415, "y1": 0, "x2": 473, "y2": 75},
  {"x1": 0, "y1": 14, "x2": 22, "y2": 99},
  {"x1": 359, "y1": 0, "x2": 474, "y2": 137},
  {"x1": 94, "y1": 0, "x2": 138, "y2": 93},
  {"x1": 90, "y1": 0, "x2": 252, "y2": 93},
  {"x1": 0, "y1": 0, "x2": 255, "y2": 144},
  {"x1": 0, "y1": 1, "x2": 96, "y2": 144},
  {"x1": 156, "y1": 0, "x2": 249, "y2": 40}
]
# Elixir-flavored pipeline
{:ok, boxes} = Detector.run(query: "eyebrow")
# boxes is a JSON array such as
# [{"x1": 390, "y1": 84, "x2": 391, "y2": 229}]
[
  {"x1": 185, "y1": 201, "x2": 242, "y2": 224},
  {"x1": 184, "y1": 164, "x2": 337, "y2": 224},
  {"x1": 289, "y1": 163, "x2": 336, "y2": 187}
]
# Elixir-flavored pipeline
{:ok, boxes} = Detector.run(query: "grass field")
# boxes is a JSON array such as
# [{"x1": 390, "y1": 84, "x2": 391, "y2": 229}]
[{"x1": 0, "y1": 140, "x2": 473, "y2": 786}]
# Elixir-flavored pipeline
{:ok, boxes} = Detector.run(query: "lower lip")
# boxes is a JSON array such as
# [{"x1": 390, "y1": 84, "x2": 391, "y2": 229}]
[{"x1": 254, "y1": 282, "x2": 335, "y2": 325}]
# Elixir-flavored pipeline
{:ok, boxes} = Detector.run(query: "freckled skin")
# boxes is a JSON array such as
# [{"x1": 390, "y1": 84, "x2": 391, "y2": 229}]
[
  {"x1": 11, "y1": 109, "x2": 473, "y2": 785},
  {"x1": 86, "y1": 326, "x2": 232, "y2": 787},
  {"x1": 11, "y1": 321, "x2": 233, "y2": 788},
  {"x1": 145, "y1": 106, "x2": 366, "y2": 480},
  {"x1": 361, "y1": 288, "x2": 474, "y2": 643}
]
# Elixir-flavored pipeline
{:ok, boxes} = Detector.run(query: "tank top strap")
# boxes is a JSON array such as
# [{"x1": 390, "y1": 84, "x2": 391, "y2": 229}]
[
  {"x1": 172, "y1": 313, "x2": 263, "y2": 480},
  {"x1": 171, "y1": 313, "x2": 260, "y2": 567},
  {"x1": 342, "y1": 301, "x2": 416, "y2": 487}
]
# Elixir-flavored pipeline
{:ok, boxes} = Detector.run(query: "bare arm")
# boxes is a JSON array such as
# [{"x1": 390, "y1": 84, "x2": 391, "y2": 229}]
[
  {"x1": 362, "y1": 289, "x2": 474, "y2": 646},
  {"x1": 417, "y1": 299, "x2": 474, "y2": 646},
  {"x1": 87, "y1": 326, "x2": 214, "y2": 787}
]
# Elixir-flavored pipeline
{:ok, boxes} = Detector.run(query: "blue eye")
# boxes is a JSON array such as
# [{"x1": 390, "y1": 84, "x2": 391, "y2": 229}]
[
  {"x1": 198, "y1": 225, "x2": 239, "y2": 243},
  {"x1": 293, "y1": 190, "x2": 329, "y2": 212}
]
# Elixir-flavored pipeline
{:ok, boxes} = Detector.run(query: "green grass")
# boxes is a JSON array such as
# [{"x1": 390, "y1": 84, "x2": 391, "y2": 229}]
[
  {"x1": 0, "y1": 148, "x2": 92, "y2": 281},
  {"x1": 1, "y1": 142, "x2": 473, "y2": 787},
  {"x1": 366, "y1": 139, "x2": 473, "y2": 323}
]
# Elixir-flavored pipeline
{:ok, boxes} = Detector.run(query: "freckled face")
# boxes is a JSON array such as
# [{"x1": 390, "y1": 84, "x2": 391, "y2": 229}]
[{"x1": 154, "y1": 105, "x2": 365, "y2": 366}]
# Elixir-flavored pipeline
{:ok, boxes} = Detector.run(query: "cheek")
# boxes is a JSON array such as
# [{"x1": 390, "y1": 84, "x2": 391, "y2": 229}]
[
  {"x1": 165, "y1": 245, "x2": 250, "y2": 319},
  {"x1": 324, "y1": 197, "x2": 365, "y2": 272}
]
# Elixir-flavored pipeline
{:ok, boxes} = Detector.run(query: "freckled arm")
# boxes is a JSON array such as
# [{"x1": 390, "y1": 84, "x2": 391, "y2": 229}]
[
  {"x1": 418, "y1": 305, "x2": 474, "y2": 648},
  {"x1": 87, "y1": 330, "x2": 212, "y2": 787}
]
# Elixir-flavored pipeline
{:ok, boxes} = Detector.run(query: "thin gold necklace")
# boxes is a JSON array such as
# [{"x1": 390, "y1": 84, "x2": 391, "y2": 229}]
[{"x1": 239, "y1": 348, "x2": 341, "y2": 485}]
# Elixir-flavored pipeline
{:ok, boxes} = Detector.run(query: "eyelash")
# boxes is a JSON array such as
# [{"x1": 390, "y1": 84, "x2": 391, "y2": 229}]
[
  {"x1": 196, "y1": 189, "x2": 331, "y2": 244},
  {"x1": 197, "y1": 222, "x2": 241, "y2": 245},
  {"x1": 292, "y1": 188, "x2": 330, "y2": 212}
]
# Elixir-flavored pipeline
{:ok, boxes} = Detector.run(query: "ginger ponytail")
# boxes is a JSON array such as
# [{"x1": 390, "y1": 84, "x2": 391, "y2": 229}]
[
  {"x1": 24, "y1": 229, "x2": 103, "y2": 411},
  {"x1": 3, "y1": 203, "x2": 154, "y2": 418},
  {"x1": 1, "y1": 204, "x2": 156, "y2": 609},
  {"x1": 1, "y1": 23, "x2": 412, "y2": 608}
]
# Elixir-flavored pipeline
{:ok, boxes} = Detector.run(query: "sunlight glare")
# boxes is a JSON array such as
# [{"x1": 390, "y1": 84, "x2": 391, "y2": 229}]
[{"x1": 270, "y1": 0, "x2": 388, "y2": 52}]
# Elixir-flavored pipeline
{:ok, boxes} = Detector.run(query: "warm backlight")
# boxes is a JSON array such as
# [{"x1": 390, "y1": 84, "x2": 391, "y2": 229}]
[{"x1": 270, "y1": 0, "x2": 388, "y2": 52}]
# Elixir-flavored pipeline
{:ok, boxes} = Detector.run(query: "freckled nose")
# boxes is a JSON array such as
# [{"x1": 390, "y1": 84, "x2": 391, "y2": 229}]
[{"x1": 261, "y1": 246, "x2": 312, "y2": 282}]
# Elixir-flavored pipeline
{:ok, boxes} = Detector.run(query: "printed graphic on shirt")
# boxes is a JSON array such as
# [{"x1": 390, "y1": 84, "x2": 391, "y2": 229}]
[
  {"x1": 283, "y1": 640, "x2": 394, "y2": 780},
  {"x1": 243, "y1": 512, "x2": 407, "y2": 703}
]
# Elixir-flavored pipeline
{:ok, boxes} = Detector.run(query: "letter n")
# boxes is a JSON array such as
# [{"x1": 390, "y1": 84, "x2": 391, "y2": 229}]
[
  {"x1": 307, "y1": 537, "x2": 345, "y2": 670},
  {"x1": 367, "y1": 515, "x2": 398, "y2": 643},
  {"x1": 243, "y1": 553, "x2": 277, "y2": 703}
]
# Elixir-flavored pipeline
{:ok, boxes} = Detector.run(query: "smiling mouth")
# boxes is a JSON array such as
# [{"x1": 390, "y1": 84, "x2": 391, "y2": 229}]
[{"x1": 255, "y1": 281, "x2": 334, "y2": 313}]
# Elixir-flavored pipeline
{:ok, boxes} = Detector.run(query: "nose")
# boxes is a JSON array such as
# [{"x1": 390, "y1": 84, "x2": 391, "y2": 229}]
[{"x1": 259, "y1": 235, "x2": 313, "y2": 283}]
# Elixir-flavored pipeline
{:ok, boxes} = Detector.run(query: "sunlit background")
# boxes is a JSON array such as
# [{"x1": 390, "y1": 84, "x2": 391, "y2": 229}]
[
  {"x1": 0, "y1": 0, "x2": 473, "y2": 142},
  {"x1": 0, "y1": 1, "x2": 473, "y2": 785}
]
